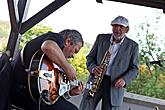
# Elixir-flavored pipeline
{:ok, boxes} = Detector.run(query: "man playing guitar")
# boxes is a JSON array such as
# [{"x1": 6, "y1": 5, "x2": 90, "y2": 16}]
[{"x1": 11, "y1": 29, "x2": 84, "y2": 110}]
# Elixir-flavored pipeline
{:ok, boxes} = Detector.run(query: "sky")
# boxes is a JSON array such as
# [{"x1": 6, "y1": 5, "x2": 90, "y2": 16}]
[{"x1": 0, "y1": 0, "x2": 165, "y2": 44}]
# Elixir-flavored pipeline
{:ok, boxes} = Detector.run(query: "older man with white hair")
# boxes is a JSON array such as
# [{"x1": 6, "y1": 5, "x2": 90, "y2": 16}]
[{"x1": 79, "y1": 16, "x2": 139, "y2": 110}]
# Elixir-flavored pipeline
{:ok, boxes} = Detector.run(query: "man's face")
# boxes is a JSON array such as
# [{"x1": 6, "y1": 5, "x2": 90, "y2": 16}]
[
  {"x1": 63, "y1": 41, "x2": 83, "y2": 58},
  {"x1": 112, "y1": 24, "x2": 129, "y2": 41}
]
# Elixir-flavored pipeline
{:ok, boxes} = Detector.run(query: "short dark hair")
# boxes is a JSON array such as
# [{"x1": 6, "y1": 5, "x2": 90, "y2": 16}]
[{"x1": 59, "y1": 29, "x2": 84, "y2": 46}]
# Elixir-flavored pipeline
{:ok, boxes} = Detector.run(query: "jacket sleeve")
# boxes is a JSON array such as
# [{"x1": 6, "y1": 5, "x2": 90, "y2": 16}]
[{"x1": 86, "y1": 35, "x2": 100, "y2": 73}]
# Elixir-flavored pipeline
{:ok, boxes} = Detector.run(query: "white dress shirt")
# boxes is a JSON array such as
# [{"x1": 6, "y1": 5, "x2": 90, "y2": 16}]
[{"x1": 105, "y1": 35, "x2": 125, "y2": 76}]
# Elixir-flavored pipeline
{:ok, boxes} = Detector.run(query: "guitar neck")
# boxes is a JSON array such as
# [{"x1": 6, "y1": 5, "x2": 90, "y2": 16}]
[{"x1": 69, "y1": 80, "x2": 81, "y2": 88}]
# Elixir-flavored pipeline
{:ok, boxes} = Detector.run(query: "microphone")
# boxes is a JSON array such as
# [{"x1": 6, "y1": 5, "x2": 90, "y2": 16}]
[{"x1": 147, "y1": 60, "x2": 165, "y2": 67}]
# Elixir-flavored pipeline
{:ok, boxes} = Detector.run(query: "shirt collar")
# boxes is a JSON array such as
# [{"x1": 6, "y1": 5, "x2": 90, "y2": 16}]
[{"x1": 110, "y1": 34, "x2": 125, "y2": 45}]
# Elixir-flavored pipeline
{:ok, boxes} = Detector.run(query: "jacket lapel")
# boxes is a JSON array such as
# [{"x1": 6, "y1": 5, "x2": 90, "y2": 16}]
[
  {"x1": 102, "y1": 34, "x2": 111, "y2": 52},
  {"x1": 112, "y1": 36, "x2": 128, "y2": 65}
]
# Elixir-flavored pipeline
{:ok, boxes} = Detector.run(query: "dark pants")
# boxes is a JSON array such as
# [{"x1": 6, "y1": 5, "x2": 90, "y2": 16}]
[
  {"x1": 79, "y1": 75, "x2": 120, "y2": 110},
  {"x1": 11, "y1": 87, "x2": 78, "y2": 110},
  {"x1": 52, "y1": 97, "x2": 78, "y2": 110}
]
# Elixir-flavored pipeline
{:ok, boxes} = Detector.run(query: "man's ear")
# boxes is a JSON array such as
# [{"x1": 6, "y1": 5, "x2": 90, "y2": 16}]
[
  {"x1": 125, "y1": 27, "x2": 129, "y2": 33},
  {"x1": 65, "y1": 37, "x2": 72, "y2": 46}
]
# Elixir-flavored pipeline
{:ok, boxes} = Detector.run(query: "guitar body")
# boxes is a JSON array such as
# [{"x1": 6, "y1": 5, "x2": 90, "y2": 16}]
[{"x1": 28, "y1": 50, "x2": 63, "y2": 105}]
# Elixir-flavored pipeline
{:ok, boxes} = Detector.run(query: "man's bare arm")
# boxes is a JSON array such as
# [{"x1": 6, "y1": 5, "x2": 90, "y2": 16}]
[{"x1": 41, "y1": 40, "x2": 76, "y2": 80}]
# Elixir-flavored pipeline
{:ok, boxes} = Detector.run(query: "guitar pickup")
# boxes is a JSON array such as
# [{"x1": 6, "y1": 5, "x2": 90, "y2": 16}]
[{"x1": 39, "y1": 70, "x2": 55, "y2": 82}]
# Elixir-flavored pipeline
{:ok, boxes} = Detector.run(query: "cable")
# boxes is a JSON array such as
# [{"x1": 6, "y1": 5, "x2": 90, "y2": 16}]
[{"x1": 38, "y1": 92, "x2": 42, "y2": 110}]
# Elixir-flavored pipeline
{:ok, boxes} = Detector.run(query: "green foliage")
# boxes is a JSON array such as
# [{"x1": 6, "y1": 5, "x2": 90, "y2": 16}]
[
  {"x1": 0, "y1": 21, "x2": 10, "y2": 38},
  {"x1": 0, "y1": 41, "x2": 7, "y2": 54},
  {"x1": 83, "y1": 42, "x2": 92, "y2": 54},
  {"x1": 20, "y1": 24, "x2": 53, "y2": 49},
  {"x1": 0, "y1": 20, "x2": 10, "y2": 55},
  {"x1": 127, "y1": 13, "x2": 165, "y2": 100},
  {"x1": 127, "y1": 65, "x2": 165, "y2": 99},
  {"x1": 68, "y1": 47, "x2": 89, "y2": 83},
  {"x1": 136, "y1": 14, "x2": 165, "y2": 64}
]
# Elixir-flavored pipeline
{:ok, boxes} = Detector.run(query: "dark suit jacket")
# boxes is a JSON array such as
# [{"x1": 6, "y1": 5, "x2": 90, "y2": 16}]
[{"x1": 86, "y1": 34, "x2": 139, "y2": 106}]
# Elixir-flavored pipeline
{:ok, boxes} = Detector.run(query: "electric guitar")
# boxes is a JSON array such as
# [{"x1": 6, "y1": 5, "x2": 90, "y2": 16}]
[{"x1": 28, "y1": 50, "x2": 80, "y2": 105}]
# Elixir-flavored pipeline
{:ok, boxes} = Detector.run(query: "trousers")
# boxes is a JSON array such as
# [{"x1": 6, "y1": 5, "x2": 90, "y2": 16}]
[
  {"x1": 11, "y1": 84, "x2": 78, "y2": 110},
  {"x1": 79, "y1": 75, "x2": 120, "y2": 110}
]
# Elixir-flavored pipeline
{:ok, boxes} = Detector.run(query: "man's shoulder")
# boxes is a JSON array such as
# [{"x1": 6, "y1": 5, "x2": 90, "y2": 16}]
[
  {"x1": 125, "y1": 37, "x2": 138, "y2": 46},
  {"x1": 41, "y1": 31, "x2": 63, "y2": 41},
  {"x1": 97, "y1": 33, "x2": 112, "y2": 40},
  {"x1": 98, "y1": 33, "x2": 112, "y2": 37},
  {"x1": 34, "y1": 31, "x2": 59, "y2": 39}
]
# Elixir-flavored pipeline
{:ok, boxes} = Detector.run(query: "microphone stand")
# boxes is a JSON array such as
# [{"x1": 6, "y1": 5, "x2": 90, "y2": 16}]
[{"x1": 148, "y1": 60, "x2": 165, "y2": 67}]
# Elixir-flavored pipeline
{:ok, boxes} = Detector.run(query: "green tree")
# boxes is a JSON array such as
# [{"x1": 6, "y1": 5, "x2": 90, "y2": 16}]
[
  {"x1": 127, "y1": 13, "x2": 165, "y2": 99},
  {"x1": 0, "y1": 20, "x2": 10, "y2": 38},
  {"x1": 0, "y1": 20, "x2": 10, "y2": 54},
  {"x1": 0, "y1": 23, "x2": 53, "y2": 55},
  {"x1": 68, "y1": 42, "x2": 92, "y2": 83},
  {"x1": 20, "y1": 24, "x2": 53, "y2": 49}
]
